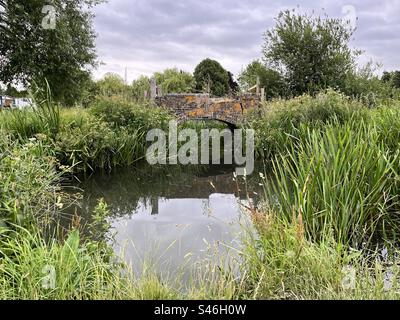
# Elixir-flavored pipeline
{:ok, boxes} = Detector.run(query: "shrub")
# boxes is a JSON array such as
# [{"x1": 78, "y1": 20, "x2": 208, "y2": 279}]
[
  {"x1": 0, "y1": 134, "x2": 62, "y2": 232},
  {"x1": 89, "y1": 96, "x2": 172, "y2": 131},
  {"x1": 245, "y1": 90, "x2": 367, "y2": 160},
  {"x1": 53, "y1": 119, "x2": 146, "y2": 172}
]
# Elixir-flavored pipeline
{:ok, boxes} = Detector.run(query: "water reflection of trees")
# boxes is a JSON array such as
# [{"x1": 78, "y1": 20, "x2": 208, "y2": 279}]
[{"x1": 68, "y1": 164, "x2": 263, "y2": 220}]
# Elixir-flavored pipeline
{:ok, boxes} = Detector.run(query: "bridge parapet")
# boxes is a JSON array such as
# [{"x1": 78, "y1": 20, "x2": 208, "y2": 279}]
[{"x1": 154, "y1": 93, "x2": 260, "y2": 127}]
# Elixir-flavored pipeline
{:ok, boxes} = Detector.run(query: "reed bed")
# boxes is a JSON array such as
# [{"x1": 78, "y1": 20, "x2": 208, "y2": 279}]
[{"x1": 1, "y1": 90, "x2": 400, "y2": 299}]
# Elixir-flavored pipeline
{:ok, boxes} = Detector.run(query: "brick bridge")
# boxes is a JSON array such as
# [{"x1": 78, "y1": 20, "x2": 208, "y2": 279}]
[{"x1": 154, "y1": 94, "x2": 260, "y2": 128}]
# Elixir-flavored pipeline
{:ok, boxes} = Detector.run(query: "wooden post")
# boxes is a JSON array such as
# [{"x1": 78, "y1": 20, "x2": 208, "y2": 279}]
[
  {"x1": 261, "y1": 87, "x2": 265, "y2": 102},
  {"x1": 150, "y1": 77, "x2": 157, "y2": 100},
  {"x1": 256, "y1": 76, "x2": 260, "y2": 96},
  {"x1": 157, "y1": 86, "x2": 163, "y2": 97}
]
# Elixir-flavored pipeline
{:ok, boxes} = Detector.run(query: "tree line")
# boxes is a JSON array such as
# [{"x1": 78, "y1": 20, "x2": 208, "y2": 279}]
[{"x1": 1, "y1": 2, "x2": 399, "y2": 105}]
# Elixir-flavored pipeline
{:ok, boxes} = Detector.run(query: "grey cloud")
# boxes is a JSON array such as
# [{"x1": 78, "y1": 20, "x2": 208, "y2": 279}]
[{"x1": 92, "y1": 0, "x2": 400, "y2": 81}]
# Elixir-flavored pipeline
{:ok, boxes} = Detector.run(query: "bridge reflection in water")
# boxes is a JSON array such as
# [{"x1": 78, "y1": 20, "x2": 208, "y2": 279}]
[{"x1": 69, "y1": 164, "x2": 262, "y2": 277}]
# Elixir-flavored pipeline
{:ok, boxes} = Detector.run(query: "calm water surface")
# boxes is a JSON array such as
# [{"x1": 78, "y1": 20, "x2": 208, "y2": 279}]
[{"x1": 69, "y1": 164, "x2": 264, "y2": 276}]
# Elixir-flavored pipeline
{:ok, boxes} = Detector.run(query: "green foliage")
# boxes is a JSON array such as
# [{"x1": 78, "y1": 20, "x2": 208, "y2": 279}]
[
  {"x1": 131, "y1": 75, "x2": 151, "y2": 102},
  {"x1": 243, "y1": 212, "x2": 400, "y2": 299},
  {"x1": 89, "y1": 96, "x2": 172, "y2": 131},
  {"x1": 3, "y1": 84, "x2": 28, "y2": 98},
  {"x1": 264, "y1": 119, "x2": 398, "y2": 246},
  {"x1": 48, "y1": 97, "x2": 172, "y2": 172},
  {"x1": 53, "y1": 118, "x2": 145, "y2": 172},
  {"x1": 194, "y1": 58, "x2": 230, "y2": 97},
  {"x1": 342, "y1": 63, "x2": 399, "y2": 107},
  {"x1": 263, "y1": 10, "x2": 359, "y2": 96},
  {"x1": 0, "y1": 135, "x2": 61, "y2": 232},
  {"x1": 0, "y1": 82, "x2": 60, "y2": 140},
  {"x1": 382, "y1": 71, "x2": 400, "y2": 89},
  {"x1": 0, "y1": 227, "x2": 124, "y2": 299},
  {"x1": 227, "y1": 72, "x2": 239, "y2": 94},
  {"x1": 2, "y1": 86, "x2": 400, "y2": 299},
  {"x1": 0, "y1": 0, "x2": 101, "y2": 105},
  {"x1": 154, "y1": 68, "x2": 195, "y2": 94},
  {"x1": 239, "y1": 60, "x2": 286, "y2": 98},
  {"x1": 97, "y1": 73, "x2": 131, "y2": 99},
  {"x1": 246, "y1": 90, "x2": 367, "y2": 160},
  {"x1": 130, "y1": 69, "x2": 195, "y2": 102}
]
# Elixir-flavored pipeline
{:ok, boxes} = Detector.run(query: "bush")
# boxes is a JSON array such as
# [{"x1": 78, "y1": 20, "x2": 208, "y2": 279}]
[
  {"x1": 0, "y1": 134, "x2": 62, "y2": 232},
  {"x1": 246, "y1": 90, "x2": 367, "y2": 160},
  {"x1": 54, "y1": 119, "x2": 146, "y2": 172},
  {"x1": 89, "y1": 96, "x2": 172, "y2": 131},
  {"x1": 342, "y1": 70, "x2": 399, "y2": 107}
]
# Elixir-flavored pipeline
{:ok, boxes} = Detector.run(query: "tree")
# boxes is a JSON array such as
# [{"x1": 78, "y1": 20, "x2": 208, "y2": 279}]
[
  {"x1": 262, "y1": 10, "x2": 360, "y2": 96},
  {"x1": 97, "y1": 73, "x2": 129, "y2": 97},
  {"x1": 131, "y1": 75, "x2": 151, "y2": 101},
  {"x1": 239, "y1": 60, "x2": 286, "y2": 99},
  {"x1": 0, "y1": 0, "x2": 103, "y2": 105},
  {"x1": 130, "y1": 69, "x2": 194, "y2": 101},
  {"x1": 382, "y1": 71, "x2": 400, "y2": 88},
  {"x1": 194, "y1": 59, "x2": 230, "y2": 97},
  {"x1": 154, "y1": 68, "x2": 194, "y2": 94}
]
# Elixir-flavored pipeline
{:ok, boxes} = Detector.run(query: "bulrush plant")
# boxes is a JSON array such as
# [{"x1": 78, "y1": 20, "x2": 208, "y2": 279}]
[{"x1": 263, "y1": 118, "x2": 399, "y2": 246}]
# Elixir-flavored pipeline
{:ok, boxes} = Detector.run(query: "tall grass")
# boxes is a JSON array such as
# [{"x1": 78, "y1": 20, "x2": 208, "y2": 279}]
[
  {"x1": 2, "y1": 87, "x2": 400, "y2": 300},
  {"x1": 263, "y1": 118, "x2": 399, "y2": 246},
  {"x1": 1, "y1": 95, "x2": 172, "y2": 173},
  {"x1": 0, "y1": 134, "x2": 63, "y2": 232},
  {"x1": 245, "y1": 90, "x2": 368, "y2": 160},
  {"x1": 0, "y1": 226, "x2": 181, "y2": 300},
  {"x1": 0, "y1": 82, "x2": 60, "y2": 140},
  {"x1": 242, "y1": 209, "x2": 400, "y2": 299}
]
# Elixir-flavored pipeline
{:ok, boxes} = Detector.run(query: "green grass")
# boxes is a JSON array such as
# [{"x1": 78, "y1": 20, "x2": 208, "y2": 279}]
[
  {"x1": 0, "y1": 227, "x2": 181, "y2": 300},
  {"x1": 1, "y1": 96, "x2": 173, "y2": 173},
  {"x1": 245, "y1": 89, "x2": 368, "y2": 160},
  {"x1": 263, "y1": 118, "x2": 400, "y2": 246},
  {"x1": 2, "y1": 89, "x2": 400, "y2": 300},
  {"x1": 241, "y1": 211, "x2": 400, "y2": 299}
]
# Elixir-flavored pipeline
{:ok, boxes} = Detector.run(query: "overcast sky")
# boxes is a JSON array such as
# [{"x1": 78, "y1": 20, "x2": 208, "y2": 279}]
[{"x1": 92, "y1": 0, "x2": 400, "y2": 82}]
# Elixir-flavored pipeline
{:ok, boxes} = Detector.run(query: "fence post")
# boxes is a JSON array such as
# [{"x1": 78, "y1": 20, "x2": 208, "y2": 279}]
[
  {"x1": 150, "y1": 77, "x2": 157, "y2": 100},
  {"x1": 157, "y1": 86, "x2": 163, "y2": 97}
]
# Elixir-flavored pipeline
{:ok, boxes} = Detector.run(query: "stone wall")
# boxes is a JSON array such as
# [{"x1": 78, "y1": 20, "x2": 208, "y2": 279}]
[{"x1": 154, "y1": 93, "x2": 260, "y2": 126}]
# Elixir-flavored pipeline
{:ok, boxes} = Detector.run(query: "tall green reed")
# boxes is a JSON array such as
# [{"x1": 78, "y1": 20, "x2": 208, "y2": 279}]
[{"x1": 263, "y1": 118, "x2": 399, "y2": 246}]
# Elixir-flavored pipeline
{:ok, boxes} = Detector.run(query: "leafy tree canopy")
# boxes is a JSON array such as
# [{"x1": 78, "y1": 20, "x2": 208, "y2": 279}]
[
  {"x1": 227, "y1": 72, "x2": 239, "y2": 94},
  {"x1": 97, "y1": 73, "x2": 129, "y2": 97},
  {"x1": 131, "y1": 75, "x2": 151, "y2": 101},
  {"x1": 239, "y1": 60, "x2": 286, "y2": 99},
  {"x1": 154, "y1": 68, "x2": 195, "y2": 94},
  {"x1": 194, "y1": 58, "x2": 230, "y2": 97},
  {"x1": 0, "y1": 0, "x2": 103, "y2": 105},
  {"x1": 263, "y1": 10, "x2": 360, "y2": 96},
  {"x1": 382, "y1": 71, "x2": 400, "y2": 89}
]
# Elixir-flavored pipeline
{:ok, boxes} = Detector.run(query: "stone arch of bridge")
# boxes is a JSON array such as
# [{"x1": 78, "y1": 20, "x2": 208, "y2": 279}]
[{"x1": 177, "y1": 117, "x2": 238, "y2": 131}]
